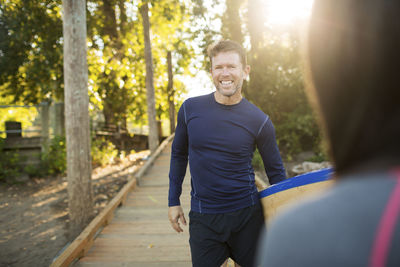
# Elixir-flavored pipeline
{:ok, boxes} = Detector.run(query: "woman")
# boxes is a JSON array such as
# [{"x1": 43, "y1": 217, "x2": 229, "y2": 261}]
[{"x1": 257, "y1": 1, "x2": 400, "y2": 266}]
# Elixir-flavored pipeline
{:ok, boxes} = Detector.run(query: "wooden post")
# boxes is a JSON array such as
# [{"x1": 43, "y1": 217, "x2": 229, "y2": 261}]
[
  {"x1": 140, "y1": 2, "x2": 159, "y2": 153},
  {"x1": 62, "y1": 0, "x2": 93, "y2": 238},
  {"x1": 55, "y1": 102, "x2": 65, "y2": 136},
  {"x1": 5, "y1": 121, "x2": 22, "y2": 138},
  {"x1": 40, "y1": 102, "x2": 50, "y2": 153}
]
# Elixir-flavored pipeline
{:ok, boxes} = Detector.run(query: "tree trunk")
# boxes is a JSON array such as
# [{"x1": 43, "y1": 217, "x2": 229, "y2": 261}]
[
  {"x1": 248, "y1": 0, "x2": 264, "y2": 52},
  {"x1": 140, "y1": 2, "x2": 159, "y2": 153},
  {"x1": 102, "y1": 0, "x2": 118, "y2": 40},
  {"x1": 167, "y1": 51, "x2": 175, "y2": 134},
  {"x1": 62, "y1": 0, "x2": 93, "y2": 238},
  {"x1": 247, "y1": 0, "x2": 265, "y2": 101},
  {"x1": 224, "y1": 0, "x2": 244, "y2": 44}
]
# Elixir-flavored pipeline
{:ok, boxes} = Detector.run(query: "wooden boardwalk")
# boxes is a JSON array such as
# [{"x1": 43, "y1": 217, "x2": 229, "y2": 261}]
[{"x1": 75, "y1": 142, "x2": 192, "y2": 266}]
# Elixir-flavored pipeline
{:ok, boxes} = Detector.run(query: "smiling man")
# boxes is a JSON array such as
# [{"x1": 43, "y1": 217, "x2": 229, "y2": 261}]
[
  {"x1": 210, "y1": 48, "x2": 249, "y2": 102},
  {"x1": 168, "y1": 40, "x2": 286, "y2": 267}
]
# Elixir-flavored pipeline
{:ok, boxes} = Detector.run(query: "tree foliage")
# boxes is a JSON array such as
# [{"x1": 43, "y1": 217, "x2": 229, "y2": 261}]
[
  {"x1": 219, "y1": 1, "x2": 322, "y2": 159},
  {"x1": 1, "y1": 0, "x2": 322, "y2": 160},
  {"x1": 0, "y1": 0, "x2": 194, "y2": 134},
  {"x1": 247, "y1": 26, "x2": 320, "y2": 158},
  {"x1": 140, "y1": 1, "x2": 159, "y2": 152},
  {"x1": 86, "y1": 0, "x2": 194, "y2": 131},
  {"x1": 0, "y1": 95, "x2": 38, "y2": 136},
  {"x1": 0, "y1": 0, "x2": 63, "y2": 104}
]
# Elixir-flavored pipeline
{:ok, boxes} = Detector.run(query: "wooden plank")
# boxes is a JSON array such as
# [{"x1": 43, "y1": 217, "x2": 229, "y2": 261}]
[
  {"x1": 3, "y1": 137, "x2": 42, "y2": 149},
  {"x1": 134, "y1": 134, "x2": 174, "y2": 184},
  {"x1": 100, "y1": 221, "x2": 182, "y2": 235},
  {"x1": 80, "y1": 246, "x2": 190, "y2": 262},
  {"x1": 88, "y1": 235, "x2": 189, "y2": 245},
  {"x1": 50, "y1": 177, "x2": 137, "y2": 267},
  {"x1": 76, "y1": 262, "x2": 191, "y2": 267}
]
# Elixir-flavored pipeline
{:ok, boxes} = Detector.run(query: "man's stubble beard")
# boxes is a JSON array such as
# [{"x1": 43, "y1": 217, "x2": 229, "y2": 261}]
[{"x1": 214, "y1": 79, "x2": 243, "y2": 97}]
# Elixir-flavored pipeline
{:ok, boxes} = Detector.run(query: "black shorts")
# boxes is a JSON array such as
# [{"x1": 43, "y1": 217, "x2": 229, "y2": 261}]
[{"x1": 189, "y1": 202, "x2": 265, "y2": 267}]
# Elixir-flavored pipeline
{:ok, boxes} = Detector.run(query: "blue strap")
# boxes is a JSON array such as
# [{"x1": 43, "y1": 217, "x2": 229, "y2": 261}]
[{"x1": 259, "y1": 167, "x2": 334, "y2": 199}]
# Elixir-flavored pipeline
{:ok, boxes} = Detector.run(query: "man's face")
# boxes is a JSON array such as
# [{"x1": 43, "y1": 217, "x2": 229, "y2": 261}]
[{"x1": 211, "y1": 51, "x2": 250, "y2": 98}]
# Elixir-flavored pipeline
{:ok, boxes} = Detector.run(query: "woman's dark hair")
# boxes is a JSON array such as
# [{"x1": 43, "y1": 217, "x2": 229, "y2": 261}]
[{"x1": 307, "y1": 0, "x2": 400, "y2": 175}]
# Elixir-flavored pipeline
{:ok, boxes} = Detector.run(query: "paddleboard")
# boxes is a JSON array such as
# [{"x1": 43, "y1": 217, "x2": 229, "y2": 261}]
[{"x1": 259, "y1": 168, "x2": 334, "y2": 224}]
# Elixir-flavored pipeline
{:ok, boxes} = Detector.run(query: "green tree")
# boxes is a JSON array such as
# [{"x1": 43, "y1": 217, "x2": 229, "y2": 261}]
[
  {"x1": 140, "y1": 1, "x2": 159, "y2": 152},
  {"x1": 216, "y1": 1, "x2": 322, "y2": 159},
  {"x1": 0, "y1": 0, "x2": 63, "y2": 104},
  {"x1": 221, "y1": 0, "x2": 244, "y2": 44},
  {"x1": 86, "y1": 0, "x2": 134, "y2": 130},
  {"x1": 246, "y1": 7, "x2": 321, "y2": 158},
  {"x1": 1, "y1": 0, "x2": 194, "y2": 138},
  {"x1": 148, "y1": 0, "x2": 194, "y2": 133},
  {"x1": 86, "y1": 0, "x2": 193, "y2": 133},
  {"x1": 63, "y1": 0, "x2": 93, "y2": 237}
]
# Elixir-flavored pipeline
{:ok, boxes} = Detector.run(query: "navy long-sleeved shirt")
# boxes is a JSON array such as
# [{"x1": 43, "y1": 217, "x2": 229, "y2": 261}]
[{"x1": 168, "y1": 93, "x2": 286, "y2": 213}]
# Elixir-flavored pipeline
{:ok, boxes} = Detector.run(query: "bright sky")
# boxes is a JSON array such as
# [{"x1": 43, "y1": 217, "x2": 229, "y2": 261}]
[
  {"x1": 265, "y1": 0, "x2": 314, "y2": 25},
  {"x1": 183, "y1": 0, "x2": 315, "y2": 99}
]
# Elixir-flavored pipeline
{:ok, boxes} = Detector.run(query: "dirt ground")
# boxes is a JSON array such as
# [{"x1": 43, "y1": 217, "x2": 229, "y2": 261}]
[{"x1": 0, "y1": 150, "x2": 149, "y2": 267}]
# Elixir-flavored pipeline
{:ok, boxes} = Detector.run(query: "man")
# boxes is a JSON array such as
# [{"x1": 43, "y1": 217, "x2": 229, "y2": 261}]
[
  {"x1": 257, "y1": 1, "x2": 400, "y2": 266},
  {"x1": 168, "y1": 40, "x2": 286, "y2": 267}
]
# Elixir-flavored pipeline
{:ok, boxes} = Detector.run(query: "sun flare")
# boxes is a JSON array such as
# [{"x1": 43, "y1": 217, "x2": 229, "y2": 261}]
[{"x1": 265, "y1": 0, "x2": 314, "y2": 25}]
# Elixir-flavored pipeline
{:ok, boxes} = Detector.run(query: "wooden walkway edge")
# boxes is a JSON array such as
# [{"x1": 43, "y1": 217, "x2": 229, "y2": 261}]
[{"x1": 51, "y1": 135, "x2": 176, "y2": 267}]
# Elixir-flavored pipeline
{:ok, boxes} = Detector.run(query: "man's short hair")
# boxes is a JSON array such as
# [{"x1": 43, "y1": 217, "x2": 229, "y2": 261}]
[{"x1": 207, "y1": 40, "x2": 247, "y2": 68}]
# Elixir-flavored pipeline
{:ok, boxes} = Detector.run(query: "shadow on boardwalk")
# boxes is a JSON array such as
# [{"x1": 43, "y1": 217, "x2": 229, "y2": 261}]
[{"x1": 75, "y1": 142, "x2": 192, "y2": 267}]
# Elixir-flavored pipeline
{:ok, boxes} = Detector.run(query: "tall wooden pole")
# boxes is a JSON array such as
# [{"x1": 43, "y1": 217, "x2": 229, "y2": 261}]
[
  {"x1": 140, "y1": 2, "x2": 159, "y2": 153},
  {"x1": 62, "y1": 0, "x2": 93, "y2": 238},
  {"x1": 167, "y1": 51, "x2": 175, "y2": 134}
]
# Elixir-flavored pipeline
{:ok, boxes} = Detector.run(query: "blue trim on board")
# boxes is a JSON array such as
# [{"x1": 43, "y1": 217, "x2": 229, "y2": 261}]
[{"x1": 259, "y1": 168, "x2": 334, "y2": 199}]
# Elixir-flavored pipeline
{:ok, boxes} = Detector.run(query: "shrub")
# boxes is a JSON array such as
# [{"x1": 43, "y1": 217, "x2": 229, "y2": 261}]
[
  {"x1": 252, "y1": 149, "x2": 264, "y2": 172},
  {"x1": 0, "y1": 139, "x2": 22, "y2": 182},
  {"x1": 41, "y1": 136, "x2": 119, "y2": 174},
  {"x1": 275, "y1": 112, "x2": 322, "y2": 161},
  {"x1": 41, "y1": 135, "x2": 67, "y2": 175},
  {"x1": 91, "y1": 137, "x2": 118, "y2": 167},
  {"x1": 1, "y1": 135, "x2": 121, "y2": 181}
]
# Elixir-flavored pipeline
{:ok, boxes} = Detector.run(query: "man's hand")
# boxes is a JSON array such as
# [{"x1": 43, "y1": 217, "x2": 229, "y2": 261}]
[{"x1": 168, "y1": 205, "x2": 187, "y2": 233}]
